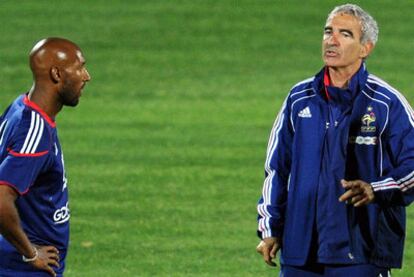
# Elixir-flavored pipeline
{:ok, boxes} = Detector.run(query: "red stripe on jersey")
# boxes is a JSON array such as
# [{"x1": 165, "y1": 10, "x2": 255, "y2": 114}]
[
  {"x1": 0, "y1": 180, "x2": 30, "y2": 195},
  {"x1": 23, "y1": 95, "x2": 56, "y2": 128},
  {"x1": 7, "y1": 148, "x2": 49, "y2": 157}
]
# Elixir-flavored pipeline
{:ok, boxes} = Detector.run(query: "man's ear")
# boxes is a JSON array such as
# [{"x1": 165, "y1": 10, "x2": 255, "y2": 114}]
[
  {"x1": 360, "y1": 42, "x2": 374, "y2": 59},
  {"x1": 50, "y1": 67, "x2": 61, "y2": 83}
]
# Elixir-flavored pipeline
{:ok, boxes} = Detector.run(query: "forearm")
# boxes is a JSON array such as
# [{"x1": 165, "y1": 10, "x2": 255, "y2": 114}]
[
  {"x1": 0, "y1": 193, "x2": 36, "y2": 258},
  {"x1": 257, "y1": 172, "x2": 289, "y2": 238}
]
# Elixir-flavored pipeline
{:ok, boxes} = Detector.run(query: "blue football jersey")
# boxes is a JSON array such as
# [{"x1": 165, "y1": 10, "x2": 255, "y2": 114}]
[{"x1": 0, "y1": 95, "x2": 69, "y2": 275}]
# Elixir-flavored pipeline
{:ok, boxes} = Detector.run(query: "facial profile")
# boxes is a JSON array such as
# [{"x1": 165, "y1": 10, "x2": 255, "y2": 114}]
[
  {"x1": 58, "y1": 49, "x2": 90, "y2": 107},
  {"x1": 29, "y1": 38, "x2": 91, "y2": 107}
]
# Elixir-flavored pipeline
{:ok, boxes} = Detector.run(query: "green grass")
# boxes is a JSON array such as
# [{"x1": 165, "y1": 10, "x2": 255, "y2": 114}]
[{"x1": 0, "y1": 0, "x2": 413, "y2": 276}]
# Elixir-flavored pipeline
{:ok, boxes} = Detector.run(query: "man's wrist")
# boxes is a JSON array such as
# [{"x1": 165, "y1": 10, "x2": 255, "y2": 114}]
[
  {"x1": 262, "y1": 231, "x2": 281, "y2": 240},
  {"x1": 22, "y1": 246, "x2": 38, "y2": 262}
]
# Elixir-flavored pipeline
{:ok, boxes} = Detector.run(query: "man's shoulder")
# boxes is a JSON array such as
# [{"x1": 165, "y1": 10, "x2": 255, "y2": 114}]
[
  {"x1": 4, "y1": 101, "x2": 37, "y2": 133},
  {"x1": 288, "y1": 76, "x2": 316, "y2": 99},
  {"x1": 2, "y1": 101, "x2": 53, "y2": 154},
  {"x1": 365, "y1": 74, "x2": 405, "y2": 103},
  {"x1": 0, "y1": 96, "x2": 25, "y2": 136},
  {"x1": 4, "y1": 95, "x2": 54, "y2": 131}
]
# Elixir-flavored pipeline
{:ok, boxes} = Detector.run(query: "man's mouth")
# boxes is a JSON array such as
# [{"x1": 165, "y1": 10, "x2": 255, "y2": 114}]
[{"x1": 325, "y1": 49, "x2": 339, "y2": 57}]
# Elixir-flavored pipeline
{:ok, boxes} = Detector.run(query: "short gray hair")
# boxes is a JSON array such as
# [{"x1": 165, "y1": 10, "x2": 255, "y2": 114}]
[{"x1": 326, "y1": 4, "x2": 379, "y2": 45}]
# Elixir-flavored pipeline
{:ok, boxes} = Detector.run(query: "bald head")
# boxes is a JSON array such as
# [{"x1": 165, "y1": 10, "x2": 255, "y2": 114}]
[
  {"x1": 29, "y1": 37, "x2": 83, "y2": 78},
  {"x1": 28, "y1": 37, "x2": 90, "y2": 109}
]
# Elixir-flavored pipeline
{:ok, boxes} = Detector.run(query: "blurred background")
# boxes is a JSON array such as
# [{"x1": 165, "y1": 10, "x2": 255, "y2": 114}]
[{"x1": 0, "y1": 0, "x2": 412, "y2": 276}]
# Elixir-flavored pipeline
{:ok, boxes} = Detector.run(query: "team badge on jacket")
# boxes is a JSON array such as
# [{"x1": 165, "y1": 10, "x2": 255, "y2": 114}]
[{"x1": 361, "y1": 106, "x2": 376, "y2": 133}]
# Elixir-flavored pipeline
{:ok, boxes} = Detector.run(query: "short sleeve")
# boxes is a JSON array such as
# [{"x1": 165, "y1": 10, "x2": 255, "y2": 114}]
[{"x1": 0, "y1": 111, "x2": 51, "y2": 194}]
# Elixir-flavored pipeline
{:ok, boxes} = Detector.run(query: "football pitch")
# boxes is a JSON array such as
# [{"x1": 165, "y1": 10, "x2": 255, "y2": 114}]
[{"x1": 0, "y1": 0, "x2": 413, "y2": 276}]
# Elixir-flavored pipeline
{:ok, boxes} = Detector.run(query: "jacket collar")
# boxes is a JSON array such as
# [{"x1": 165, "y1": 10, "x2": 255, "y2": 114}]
[{"x1": 312, "y1": 63, "x2": 369, "y2": 102}]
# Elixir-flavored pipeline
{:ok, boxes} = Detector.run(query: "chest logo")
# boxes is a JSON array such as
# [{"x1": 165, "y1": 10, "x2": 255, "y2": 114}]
[
  {"x1": 349, "y1": 136, "x2": 377, "y2": 145},
  {"x1": 298, "y1": 106, "x2": 312, "y2": 118},
  {"x1": 361, "y1": 106, "x2": 376, "y2": 132}
]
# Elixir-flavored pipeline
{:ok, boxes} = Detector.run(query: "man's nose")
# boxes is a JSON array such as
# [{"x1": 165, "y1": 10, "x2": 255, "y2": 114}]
[
  {"x1": 327, "y1": 32, "x2": 340, "y2": 45},
  {"x1": 84, "y1": 69, "x2": 91, "y2": 82}
]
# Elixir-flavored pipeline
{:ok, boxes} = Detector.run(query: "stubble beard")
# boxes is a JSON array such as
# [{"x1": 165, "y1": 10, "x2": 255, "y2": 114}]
[{"x1": 59, "y1": 79, "x2": 80, "y2": 107}]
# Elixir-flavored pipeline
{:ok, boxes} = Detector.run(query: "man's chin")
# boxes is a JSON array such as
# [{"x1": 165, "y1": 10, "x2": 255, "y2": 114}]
[
  {"x1": 323, "y1": 62, "x2": 342, "y2": 69},
  {"x1": 323, "y1": 56, "x2": 341, "y2": 67},
  {"x1": 64, "y1": 98, "x2": 79, "y2": 107}
]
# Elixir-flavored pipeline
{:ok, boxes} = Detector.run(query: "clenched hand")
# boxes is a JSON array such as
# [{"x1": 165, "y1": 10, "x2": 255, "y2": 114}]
[{"x1": 256, "y1": 237, "x2": 281, "y2": 267}]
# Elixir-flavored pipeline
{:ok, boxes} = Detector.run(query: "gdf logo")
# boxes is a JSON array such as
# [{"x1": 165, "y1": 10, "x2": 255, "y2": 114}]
[{"x1": 53, "y1": 202, "x2": 70, "y2": 224}]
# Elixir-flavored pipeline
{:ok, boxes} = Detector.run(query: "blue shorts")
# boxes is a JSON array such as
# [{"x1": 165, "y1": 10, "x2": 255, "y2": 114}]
[{"x1": 280, "y1": 263, "x2": 391, "y2": 277}]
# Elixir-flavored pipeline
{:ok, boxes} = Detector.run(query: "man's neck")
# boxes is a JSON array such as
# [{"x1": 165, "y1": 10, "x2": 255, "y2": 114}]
[
  {"x1": 28, "y1": 84, "x2": 62, "y2": 118},
  {"x1": 327, "y1": 62, "x2": 362, "y2": 89}
]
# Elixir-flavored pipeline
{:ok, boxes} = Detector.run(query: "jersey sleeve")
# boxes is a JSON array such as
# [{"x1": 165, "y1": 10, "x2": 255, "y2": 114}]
[
  {"x1": 0, "y1": 111, "x2": 51, "y2": 195},
  {"x1": 370, "y1": 95, "x2": 414, "y2": 207},
  {"x1": 257, "y1": 96, "x2": 293, "y2": 239}
]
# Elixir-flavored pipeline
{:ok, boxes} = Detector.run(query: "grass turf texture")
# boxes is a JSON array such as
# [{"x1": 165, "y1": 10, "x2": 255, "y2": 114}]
[{"x1": 0, "y1": 0, "x2": 413, "y2": 276}]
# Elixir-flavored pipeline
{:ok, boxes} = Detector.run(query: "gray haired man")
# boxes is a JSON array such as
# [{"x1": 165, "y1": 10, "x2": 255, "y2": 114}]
[{"x1": 256, "y1": 4, "x2": 413, "y2": 276}]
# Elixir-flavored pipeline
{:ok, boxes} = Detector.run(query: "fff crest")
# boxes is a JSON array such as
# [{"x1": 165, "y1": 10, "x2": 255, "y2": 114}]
[{"x1": 361, "y1": 106, "x2": 376, "y2": 133}]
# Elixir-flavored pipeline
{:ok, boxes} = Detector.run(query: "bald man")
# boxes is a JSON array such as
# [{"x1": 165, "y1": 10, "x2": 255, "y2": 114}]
[{"x1": 0, "y1": 38, "x2": 90, "y2": 276}]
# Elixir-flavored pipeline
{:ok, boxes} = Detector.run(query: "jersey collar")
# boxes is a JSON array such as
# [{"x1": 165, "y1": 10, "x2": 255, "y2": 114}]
[{"x1": 23, "y1": 95, "x2": 56, "y2": 128}]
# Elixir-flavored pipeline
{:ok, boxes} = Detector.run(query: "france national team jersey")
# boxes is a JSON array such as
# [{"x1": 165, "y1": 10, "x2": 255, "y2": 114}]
[{"x1": 0, "y1": 95, "x2": 69, "y2": 275}]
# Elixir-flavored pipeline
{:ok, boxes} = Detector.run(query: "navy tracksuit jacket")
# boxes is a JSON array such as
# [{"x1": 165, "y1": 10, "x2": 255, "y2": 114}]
[{"x1": 257, "y1": 64, "x2": 414, "y2": 268}]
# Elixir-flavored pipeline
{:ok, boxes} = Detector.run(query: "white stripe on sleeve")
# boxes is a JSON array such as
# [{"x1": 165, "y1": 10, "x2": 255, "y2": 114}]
[
  {"x1": 0, "y1": 120, "x2": 8, "y2": 146},
  {"x1": 24, "y1": 113, "x2": 41, "y2": 154},
  {"x1": 20, "y1": 111, "x2": 36, "y2": 153},
  {"x1": 258, "y1": 97, "x2": 289, "y2": 237},
  {"x1": 29, "y1": 117, "x2": 44, "y2": 153}
]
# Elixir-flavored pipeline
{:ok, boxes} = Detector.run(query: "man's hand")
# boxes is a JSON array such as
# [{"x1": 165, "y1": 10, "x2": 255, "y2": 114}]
[
  {"x1": 256, "y1": 237, "x2": 281, "y2": 267},
  {"x1": 339, "y1": 179, "x2": 375, "y2": 207},
  {"x1": 0, "y1": 186, "x2": 59, "y2": 276},
  {"x1": 30, "y1": 245, "x2": 60, "y2": 277}
]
